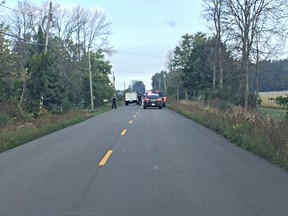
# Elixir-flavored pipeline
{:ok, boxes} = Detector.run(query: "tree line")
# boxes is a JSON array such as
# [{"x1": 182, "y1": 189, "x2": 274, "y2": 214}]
[
  {"x1": 2, "y1": 0, "x2": 288, "y2": 117},
  {"x1": 152, "y1": 0, "x2": 288, "y2": 109},
  {"x1": 0, "y1": 1, "x2": 114, "y2": 117}
]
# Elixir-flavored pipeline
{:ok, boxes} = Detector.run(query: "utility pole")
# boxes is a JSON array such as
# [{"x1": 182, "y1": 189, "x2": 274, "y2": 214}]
[
  {"x1": 44, "y1": 1, "x2": 52, "y2": 54},
  {"x1": 88, "y1": 47, "x2": 94, "y2": 110},
  {"x1": 163, "y1": 73, "x2": 167, "y2": 93},
  {"x1": 113, "y1": 71, "x2": 115, "y2": 95},
  {"x1": 124, "y1": 82, "x2": 126, "y2": 91}
]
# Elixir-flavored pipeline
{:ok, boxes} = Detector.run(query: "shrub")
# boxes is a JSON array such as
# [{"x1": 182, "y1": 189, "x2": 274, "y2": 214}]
[
  {"x1": 0, "y1": 102, "x2": 17, "y2": 115},
  {"x1": 61, "y1": 99, "x2": 73, "y2": 112},
  {"x1": 0, "y1": 113, "x2": 11, "y2": 126},
  {"x1": 269, "y1": 94, "x2": 288, "y2": 120}
]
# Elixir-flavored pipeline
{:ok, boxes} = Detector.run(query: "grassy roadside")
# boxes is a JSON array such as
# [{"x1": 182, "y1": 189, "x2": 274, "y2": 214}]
[
  {"x1": 258, "y1": 107, "x2": 286, "y2": 120},
  {"x1": 0, "y1": 105, "x2": 112, "y2": 153},
  {"x1": 168, "y1": 100, "x2": 288, "y2": 170}
]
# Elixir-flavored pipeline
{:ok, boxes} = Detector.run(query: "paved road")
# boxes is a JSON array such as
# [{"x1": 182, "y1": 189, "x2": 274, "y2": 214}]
[{"x1": 1, "y1": 105, "x2": 288, "y2": 216}]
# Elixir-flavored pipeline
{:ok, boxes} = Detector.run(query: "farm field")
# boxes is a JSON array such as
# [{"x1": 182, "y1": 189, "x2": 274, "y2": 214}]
[
  {"x1": 259, "y1": 90, "x2": 288, "y2": 108},
  {"x1": 258, "y1": 107, "x2": 286, "y2": 120},
  {"x1": 259, "y1": 91, "x2": 288, "y2": 120}
]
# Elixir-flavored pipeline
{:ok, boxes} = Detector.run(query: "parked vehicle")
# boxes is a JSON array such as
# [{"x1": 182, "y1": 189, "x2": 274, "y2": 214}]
[
  {"x1": 146, "y1": 91, "x2": 166, "y2": 107},
  {"x1": 125, "y1": 92, "x2": 138, "y2": 106},
  {"x1": 155, "y1": 91, "x2": 166, "y2": 107},
  {"x1": 143, "y1": 94, "x2": 163, "y2": 109}
]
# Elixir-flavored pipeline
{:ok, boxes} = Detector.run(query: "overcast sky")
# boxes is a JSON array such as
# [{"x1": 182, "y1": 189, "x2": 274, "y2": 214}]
[{"x1": 4, "y1": 0, "x2": 209, "y2": 90}]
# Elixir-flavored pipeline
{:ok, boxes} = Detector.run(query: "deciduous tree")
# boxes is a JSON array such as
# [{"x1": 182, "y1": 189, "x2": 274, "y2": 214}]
[
  {"x1": 223, "y1": 0, "x2": 288, "y2": 109},
  {"x1": 202, "y1": 0, "x2": 224, "y2": 89}
]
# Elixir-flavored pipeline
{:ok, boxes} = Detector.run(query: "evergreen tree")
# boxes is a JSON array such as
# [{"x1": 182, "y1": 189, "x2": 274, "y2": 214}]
[
  {"x1": 26, "y1": 27, "x2": 64, "y2": 114},
  {"x1": 0, "y1": 24, "x2": 17, "y2": 102}
]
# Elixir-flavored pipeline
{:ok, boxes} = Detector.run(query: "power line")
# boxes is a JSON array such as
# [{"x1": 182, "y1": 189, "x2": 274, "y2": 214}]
[
  {"x1": 0, "y1": 3, "x2": 23, "y2": 14},
  {"x1": 0, "y1": 30, "x2": 89, "y2": 72},
  {"x1": 111, "y1": 61, "x2": 163, "y2": 67},
  {"x1": 115, "y1": 80, "x2": 123, "y2": 86},
  {"x1": 115, "y1": 51, "x2": 166, "y2": 58},
  {"x1": 0, "y1": 32, "x2": 162, "y2": 82},
  {"x1": 1, "y1": 30, "x2": 134, "y2": 79},
  {"x1": 0, "y1": 31, "x2": 46, "y2": 46},
  {"x1": 0, "y1": 1, "x2": 51, "y2": 20}
]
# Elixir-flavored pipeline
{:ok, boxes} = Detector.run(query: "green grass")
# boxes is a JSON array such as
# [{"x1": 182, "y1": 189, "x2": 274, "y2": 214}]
[
  {"x1": 0, "y1": 105, "x2": 112, "y2": 153},
  {"x1": 258, "y1": 107, "x2": 286, "y2": 120}
]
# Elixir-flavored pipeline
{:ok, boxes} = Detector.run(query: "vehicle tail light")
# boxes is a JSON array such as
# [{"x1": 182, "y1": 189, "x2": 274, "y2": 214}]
[
  {"x1": 145, "y1": 98, "x2": 149, "y2": 102},
  {"x1": 157, "y1": 98, "x2": 162, "y2": 102}
]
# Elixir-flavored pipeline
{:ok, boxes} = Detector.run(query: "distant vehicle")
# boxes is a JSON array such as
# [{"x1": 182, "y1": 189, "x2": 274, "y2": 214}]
[
  {"x1": 143, "y1": 94, "x2": 163, "y2": 109},
  {"x1": 125, "y1": 92, "x2": 138, "y2": 106},
  {"x1": 146, "y1": 91, "x2": 166, "y2": 107}
]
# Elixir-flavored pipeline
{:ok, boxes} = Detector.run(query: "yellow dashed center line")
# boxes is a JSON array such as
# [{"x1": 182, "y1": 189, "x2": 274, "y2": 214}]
[
  {"x1": 98, "y1": 150, "x2": 113, "y2": 166},
  {"x1": 121, "y1": 129, "x2": 127, "y2": 136},
  {"x1": 129, "y1": 120, "x2": 133, "y2": 124}
]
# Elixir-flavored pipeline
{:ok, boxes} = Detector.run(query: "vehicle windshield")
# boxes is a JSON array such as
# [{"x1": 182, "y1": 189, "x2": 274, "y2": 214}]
[{"x1": 147, "y1": 94, "x2": 160, "y2": 99}]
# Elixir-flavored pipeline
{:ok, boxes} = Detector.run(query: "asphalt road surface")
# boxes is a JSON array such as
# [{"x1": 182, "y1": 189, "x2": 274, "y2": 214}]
[{"x1": 1, "y1": 105, "x2": 288, "y2": 216}]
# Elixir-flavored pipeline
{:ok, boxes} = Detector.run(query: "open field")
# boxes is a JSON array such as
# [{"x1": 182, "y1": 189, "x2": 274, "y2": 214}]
[
  {"x1": 259, "y1": 90, "x2": 288, "y2": 108},
  {"x1": 258, "y1": 107, "x2": 286, "y2": 120}
]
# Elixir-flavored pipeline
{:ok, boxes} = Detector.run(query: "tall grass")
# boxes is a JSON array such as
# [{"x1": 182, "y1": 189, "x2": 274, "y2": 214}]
[
  {"x1": 0, "y1": 105, "x2": 111, "y2": 153},
  {"x1": 170, "y1": 100, "x2": 288, "y2": 169}
]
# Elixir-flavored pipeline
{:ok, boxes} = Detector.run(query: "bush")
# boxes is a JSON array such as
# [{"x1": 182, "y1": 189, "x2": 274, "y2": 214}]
[
  {"x1": 0, "y1": 113, "x2": 11, "y2": 126},
  {"x1": 0, "y1": 102, "x2": 17, "y2": 116},
  {"x1": 269, "y1": 94, "x2": 288, "y2": 120},
  {"x1": 0, "y1": 102, "x2": 17, "y2": 125},
  {"x1": 61, "y1": 99, "x2": 73, "y2": 113},
  {"x1": 203, "y1": 88, "x2": 239, "y2": 110},
  {"x1": 248, "y1": 92, "x2": 262, "y2": 109}
]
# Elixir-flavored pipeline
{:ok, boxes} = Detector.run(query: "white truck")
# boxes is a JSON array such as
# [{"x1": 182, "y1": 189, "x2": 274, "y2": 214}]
[{"x1": 125, "y1": 92, "x2": 138, "y2": 106}]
